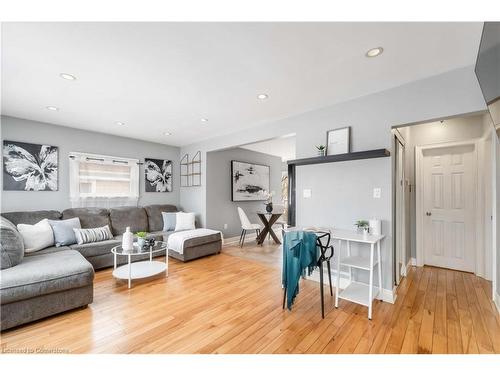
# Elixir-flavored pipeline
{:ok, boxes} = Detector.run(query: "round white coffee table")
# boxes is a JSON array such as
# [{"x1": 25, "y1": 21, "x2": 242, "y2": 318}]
[{"x1": 111, "y1": 241, "x2": 168, "y2": 288}]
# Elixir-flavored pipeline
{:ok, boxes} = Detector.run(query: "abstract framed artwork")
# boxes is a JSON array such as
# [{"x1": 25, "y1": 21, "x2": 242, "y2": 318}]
[
  {"x1": 231, "y1": 160, "x2": 270, "y2": 201},
  {"x1": 144, "y1": 158, "x2": 172, "y2": 192},
  {"x1": 2, "y1": 140, "x2": 58, "y2": 191},
  {"x1": 326, "y1": 126, "x2": 351, "y2": 155}
]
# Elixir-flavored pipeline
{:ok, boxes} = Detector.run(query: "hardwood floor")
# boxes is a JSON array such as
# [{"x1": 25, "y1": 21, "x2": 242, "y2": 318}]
[{"x1": 1, "y1": 244, "x2": 499, "y2": 354}]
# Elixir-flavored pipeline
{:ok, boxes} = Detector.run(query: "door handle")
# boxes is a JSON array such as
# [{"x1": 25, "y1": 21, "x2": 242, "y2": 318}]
[{"x1": 426, "y1": 212, "x2": 432, "y2": 216}]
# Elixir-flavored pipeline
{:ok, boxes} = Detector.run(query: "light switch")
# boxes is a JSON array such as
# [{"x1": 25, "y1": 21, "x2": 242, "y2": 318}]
[
  {"x1": 303, "y1": 189, "x2": 312, "y2": 198},
  {"x1": 373, "y1": 188, "x2": 381, "y2": 199}
]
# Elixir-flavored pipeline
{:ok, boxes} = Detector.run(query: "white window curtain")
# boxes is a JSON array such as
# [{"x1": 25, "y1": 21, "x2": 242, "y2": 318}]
[{"x1": 69, "y1": 152, "x2": 139, "y2": 208}]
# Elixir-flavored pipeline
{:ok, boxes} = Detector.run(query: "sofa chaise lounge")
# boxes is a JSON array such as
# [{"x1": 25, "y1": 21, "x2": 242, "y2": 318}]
[{"x1": 0, "y1": 204, "x2": 222, "y2": 330}]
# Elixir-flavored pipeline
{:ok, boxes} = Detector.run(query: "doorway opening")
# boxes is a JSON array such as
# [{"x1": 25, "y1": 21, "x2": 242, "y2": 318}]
[{"x1": 393, "y1": 112, "x2": 495, "y2": 282}]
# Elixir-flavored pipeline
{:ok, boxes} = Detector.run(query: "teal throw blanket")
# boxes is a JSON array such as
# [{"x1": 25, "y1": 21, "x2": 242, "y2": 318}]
[{"x1": 282, "y1": 231, "x2": 318, "y2": 310}]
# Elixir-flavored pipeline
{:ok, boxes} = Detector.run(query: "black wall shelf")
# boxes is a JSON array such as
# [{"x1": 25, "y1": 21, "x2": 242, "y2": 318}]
[
  {"x1": 286, "y1": 148, "x2": 391, "y2": 226},
  {"x1": 287, "y1": 148, "x2": 390, "y2": 167}
]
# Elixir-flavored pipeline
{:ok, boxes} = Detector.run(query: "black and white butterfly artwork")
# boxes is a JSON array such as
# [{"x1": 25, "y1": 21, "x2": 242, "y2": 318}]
[
  {"x1": 144, "y1": 158, "x2": 172, "y2": 192},
  {"x1": 3, "y1": 140, "x2": 58, "y2": 191}
]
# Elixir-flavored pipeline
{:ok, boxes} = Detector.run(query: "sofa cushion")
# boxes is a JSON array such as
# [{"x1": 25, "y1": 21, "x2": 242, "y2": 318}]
[
  {"x1": 0, "y1": 250, "x2": 94, "y2": 304},
  {"x1": 0, "y1": 217, "x2": 24, "y2": 269},
  {"x1": 144, "y1": 204, "x2": 178, "y2": 232},
  {"x1": 1, "y1": 210, "x2": 61, "y2": 226},
  {"x1": 62, "y1": 207, "x2": 111, "y2": 229},
  {"x1": 109, "y1": 206, "x2": 148, "y2": 236},
  {"x1": 114, "y1": 231, "x2": 170, "y2": 243},
  {"x1": 24, "y1": 245, "x2": 70, "y2": 257},
  {"x1": 150, "y1": 231, "x2": 171, "y2": 242},
  {"x1": 69, "y1": 239, "x2": 121, "y2": 258}
]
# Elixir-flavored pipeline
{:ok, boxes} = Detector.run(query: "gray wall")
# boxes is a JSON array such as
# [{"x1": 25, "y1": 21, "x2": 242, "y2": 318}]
[
  {"x1": 206, "y1": 147, "x2": 282, "y2": 237},
  {"x1": 180, "y1": 66, "x2": 487, "y2": 291},
  {"x1": 1, "y1": 116, "x2": 180, "y2": 212}
]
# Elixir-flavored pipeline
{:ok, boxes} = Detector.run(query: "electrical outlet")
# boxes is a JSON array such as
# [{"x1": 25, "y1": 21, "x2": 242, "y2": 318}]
[
  {"x1": 373, "y1": 188, "x2": 381, "y2": 199},
  {"x1": 223, "y1": 224, "x2": 228, "y2": 230},
  {"x1": 303, "y1": 189, "x2": 312, "y2": 198}
]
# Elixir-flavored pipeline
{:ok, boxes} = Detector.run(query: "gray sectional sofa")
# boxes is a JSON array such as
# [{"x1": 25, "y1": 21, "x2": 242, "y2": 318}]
[{"x1": 0, "y1": 204, "x2": 222, "y2": 330}]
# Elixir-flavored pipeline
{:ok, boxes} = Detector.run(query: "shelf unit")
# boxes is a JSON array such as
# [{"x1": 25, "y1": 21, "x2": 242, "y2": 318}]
[
  {"x1": 334, "y1": 231, "x2": 385, "y2": 320},
  {"x1": 180, "y1": 151, "x2": 202, "y2": 187},
  {"x1": 287, "y1": 148, "x2": 390, "y2": 167},
  {"x1": 337, "y1": 281, "x2": 379, "y2": 307}
]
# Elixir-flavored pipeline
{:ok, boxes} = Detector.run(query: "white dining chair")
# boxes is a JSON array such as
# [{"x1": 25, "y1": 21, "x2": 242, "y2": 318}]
[{"x1": 237, "y1": 207, "x2": 262, "y2": 247}]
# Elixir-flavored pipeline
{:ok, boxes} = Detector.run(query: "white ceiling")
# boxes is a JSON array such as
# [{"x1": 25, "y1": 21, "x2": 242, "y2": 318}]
[
  {"x1": 240, "y1": 135, "x2": 296, "y2": 161},
  {"x1": 1, "y1": 22, "x2": 483, "y2": 147}
]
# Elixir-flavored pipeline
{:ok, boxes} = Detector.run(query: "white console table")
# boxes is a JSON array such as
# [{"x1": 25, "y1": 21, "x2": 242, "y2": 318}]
[{"x1": 332, "y1": 229, "x2": 384, "y2": 320}]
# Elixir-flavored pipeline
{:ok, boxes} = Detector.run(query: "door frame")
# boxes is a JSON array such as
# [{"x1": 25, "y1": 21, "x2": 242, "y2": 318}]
[
  {"x1": 415, "y1": 139, "x2": 479, "y2": 271},
  {"x1": 393, "y1": 131, "x2": 407, "y2": 282}
]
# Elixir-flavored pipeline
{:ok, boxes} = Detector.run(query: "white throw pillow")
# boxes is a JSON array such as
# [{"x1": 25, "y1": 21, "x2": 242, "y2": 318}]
[
  {"x1": 175, "y1": 212, "x2": 196, "y2": 231},
  {"x1": 17, "y1": 219, "x2": 55, "y2": 253}
]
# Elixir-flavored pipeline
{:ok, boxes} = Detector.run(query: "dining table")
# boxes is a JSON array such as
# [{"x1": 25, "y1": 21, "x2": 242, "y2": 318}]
[{"x1": 256, "y1": 211, "x2": 284, "y2": 245}]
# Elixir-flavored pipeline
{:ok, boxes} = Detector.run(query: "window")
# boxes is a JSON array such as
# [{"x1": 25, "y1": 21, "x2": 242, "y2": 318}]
[{"x1": 69, "y1": 152, "x2": 139, "y2": 208}]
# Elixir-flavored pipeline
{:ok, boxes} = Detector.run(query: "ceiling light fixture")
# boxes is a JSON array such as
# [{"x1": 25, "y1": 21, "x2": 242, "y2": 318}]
[
  {"x1": 163, "y1": 132, "x2": 172, "y2": 136},
  {"x1": 60, "y1": 73, "x2": 77, "y2": 80},
  {"x1": 365, "y1": 47, "x2": 384, "y2": 58},
  {"x1": 46, "y1": 106, "x2": 59, "y2": 111},
  {"x1": 257, "y1": 93, "x2": 269, "y2": 100},
  {"x1": 116, "y1": 121, "x2": 125, "y2": 126},
  {"x1": 201, "y1": 118, "x2": 208, "y2": 122}
]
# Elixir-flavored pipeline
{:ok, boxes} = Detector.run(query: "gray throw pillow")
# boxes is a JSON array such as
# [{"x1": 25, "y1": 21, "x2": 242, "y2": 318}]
[
  {"x1": 162, "y1": 212, "x2": 178, "y2": 231},
  {"x1": 1, "y1": 217, "x2": 24, "y2": 269},
  {"x1": 48, "y1": 217, "x2": 81, "y2": 247}
]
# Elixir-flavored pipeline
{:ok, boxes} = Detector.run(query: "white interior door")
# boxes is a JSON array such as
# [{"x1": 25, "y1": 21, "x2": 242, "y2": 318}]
[{"x1": 422, "y1": 143, "x2": 476, "y2": 272}]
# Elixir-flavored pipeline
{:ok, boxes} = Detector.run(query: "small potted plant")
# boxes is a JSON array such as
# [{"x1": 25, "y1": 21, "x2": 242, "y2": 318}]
[
  {"x1": 135, "y1": 231, "x2": 148, "y2": 248},
  {"x1": 355, "y1": 220, "x2": 370, "y2": 237},
  {"x1": 316, "y1": 145, "x2": 326, "y2": 156}
]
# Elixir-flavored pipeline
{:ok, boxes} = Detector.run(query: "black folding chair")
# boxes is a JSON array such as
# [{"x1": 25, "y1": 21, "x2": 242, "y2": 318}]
[
  {"x1": 315, "y1": 231, "x2": 335, "y2": 318},
  {"x1": 282, "y1": 230, "x2": 335, "y2": 318}
]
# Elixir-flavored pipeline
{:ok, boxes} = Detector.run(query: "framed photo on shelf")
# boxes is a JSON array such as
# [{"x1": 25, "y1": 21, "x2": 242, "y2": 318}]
[{"x1": 326, "y1": 126, "x2": 351, "y2": 155}]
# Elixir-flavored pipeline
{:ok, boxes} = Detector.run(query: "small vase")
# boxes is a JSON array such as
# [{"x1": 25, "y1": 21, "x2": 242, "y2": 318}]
[
  {"x1": 137, "y1": 237, "x2": 146, "y2": 248},
  {"x1": 318, "y1": 149, "x2": 325, "y2": 157},
  {"x1": 266, "y1": 202, "x2": 273, "y2": 213},
  {"x1": 362, "y1": 227, "x2": 369, "y2": 238},
  {"x1": 122, "y1": 226, "x2": 134, "y2": 251}
]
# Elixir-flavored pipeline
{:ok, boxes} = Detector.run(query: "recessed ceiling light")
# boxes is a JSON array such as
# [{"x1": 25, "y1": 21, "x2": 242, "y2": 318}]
[
  {"x1": 163, "y1": 132, "x2": 172, "y2": 136},
  {"x1": 46, "y1": 106, "x2": 59, "y2": 111},
  {"x1": 60, "y1": 73, "x2": 77, "y2": 80},
  {"x1": 366, "y1": 47, "x2": 383, "y2": 58},
  {"x1": 201, "y1": 118, "x2": 208, "y2": 122},
  {"x1": 257, "y1": 93, "x2": 269, "y2": 100},
  {"x1": 116, "y1": 121, "x2": 125, "y2": 126}
]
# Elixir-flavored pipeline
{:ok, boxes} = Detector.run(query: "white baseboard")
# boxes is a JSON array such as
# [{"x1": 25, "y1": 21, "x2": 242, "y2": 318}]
[
  {"x1": 386, "y1": 286, "x2": 398, "y2": 304},
  {"x1": 495, "y1": 292, "x2": 500, "y2": 315},
  {"x1": 223, "y1": 232, "x2": 258, "y2": 246}
]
